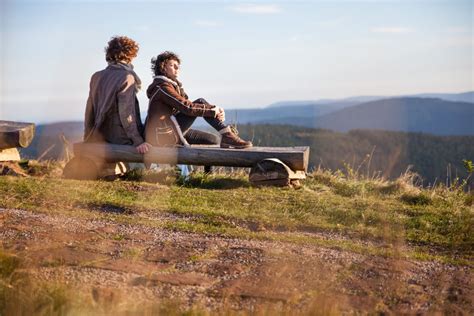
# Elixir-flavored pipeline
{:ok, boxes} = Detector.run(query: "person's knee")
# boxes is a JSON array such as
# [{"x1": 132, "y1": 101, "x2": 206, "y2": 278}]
[{"x1": 193, "y1": 98, "x2": 208, "y2": 104}]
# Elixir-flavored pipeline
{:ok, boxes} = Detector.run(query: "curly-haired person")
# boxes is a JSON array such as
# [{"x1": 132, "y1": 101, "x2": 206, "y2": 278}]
[
  {"x1": 84, "y1": 36, "x2": 151, "y2": 154},
  {"x1": 145, "y1": 51, "x2": 252, "y2": 149}
]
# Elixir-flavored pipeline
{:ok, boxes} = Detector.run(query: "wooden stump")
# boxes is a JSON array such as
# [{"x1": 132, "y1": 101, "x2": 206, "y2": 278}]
[
  {"x1": 249, "y1": 158, "x2": 306, "y2": 187},
  {"x1": 63, "y1": 157, "x2": 100, "y2": 180},
  {"x1": 63, "y1": 157, "x2": 129, "y2": 180}
]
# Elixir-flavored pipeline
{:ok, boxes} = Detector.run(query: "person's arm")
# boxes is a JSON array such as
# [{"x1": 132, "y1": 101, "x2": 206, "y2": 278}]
[
  {"x1": 156, "y1": 83, "x2": 217, "y2": 118},
  {"x1": 117, "y1": 74, "x2": 146, "y2": 146}
]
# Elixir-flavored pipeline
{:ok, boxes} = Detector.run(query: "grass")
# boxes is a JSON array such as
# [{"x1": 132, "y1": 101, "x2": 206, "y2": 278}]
[
  {"x1": 0, "y1": 166, "x2": 472, "y2": 263},
  {"x1": 0, "y1": 161, "x2": 473, "y2": 314}
]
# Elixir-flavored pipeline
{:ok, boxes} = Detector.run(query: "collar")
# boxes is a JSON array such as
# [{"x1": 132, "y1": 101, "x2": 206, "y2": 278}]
[
  {"x1": 108, "y1": 61, "x2": 133, "y2": 69},
  {"x1": 153, "y1": 75, "x2": 181, "y2": 88},
  {"x1": 107, "y1": 61, "x2": 141, "y2": 91}
]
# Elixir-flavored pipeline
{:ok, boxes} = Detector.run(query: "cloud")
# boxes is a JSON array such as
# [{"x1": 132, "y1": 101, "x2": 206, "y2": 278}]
[
  {"x1": 371, "y1": 27, "x2": 413, "y2": 34},
  {"x1": 230, "y1": 4, "x2": 281, "y2": 14},
  {"x1": 195, "y1": 20, "x2": 218, "y2": 27}
]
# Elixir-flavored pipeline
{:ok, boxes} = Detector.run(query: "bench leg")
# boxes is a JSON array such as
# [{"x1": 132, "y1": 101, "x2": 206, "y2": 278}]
[{"x1": 249, "y1": 159, "x2": 305, "y2": 187}]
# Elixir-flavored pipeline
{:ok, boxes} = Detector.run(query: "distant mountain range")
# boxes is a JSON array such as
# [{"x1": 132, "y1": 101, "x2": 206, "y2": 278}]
[
  {"x1": 221, "y1": 92, "x2": 474, "y2": 135},
  {"x1": 403, "y1": 91, "x2": 473, "y2": 103},
  {"x1": 270, "y1": 91, "x2": 474, "y2": 106},
  {"x1": 284, "y1": 97, "x2": 474, "y2": 135}
]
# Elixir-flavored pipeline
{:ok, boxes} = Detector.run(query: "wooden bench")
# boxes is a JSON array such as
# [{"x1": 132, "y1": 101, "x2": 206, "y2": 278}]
[
  {"x1": 0, "y1": 120, "x2": 35, "y2": 161},
  {"x1": 64, "y1": 143, "x2": 310, "y2": 186}
]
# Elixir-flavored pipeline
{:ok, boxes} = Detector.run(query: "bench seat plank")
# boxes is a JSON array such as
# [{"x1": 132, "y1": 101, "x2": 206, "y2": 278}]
[
  {"x1": 74, "y1": 143, "x2": 310, "y2": 172},
  {"x1": 0, "y1": 121, "x2": 35, "y2": 150}
]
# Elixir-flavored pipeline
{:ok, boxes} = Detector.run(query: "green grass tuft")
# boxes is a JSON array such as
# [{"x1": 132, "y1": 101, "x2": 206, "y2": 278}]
[{"x1": 400, "y1": 192, "x2": 432, "y2": 205}]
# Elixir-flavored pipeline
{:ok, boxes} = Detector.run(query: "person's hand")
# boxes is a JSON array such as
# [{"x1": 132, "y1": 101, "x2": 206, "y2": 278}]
[
  {"x1": 215, "y1": 107, "x2": 225, "y2": 122},
  {"x1": 136, "y1": 142, "x2": 152, "y2": 154}
]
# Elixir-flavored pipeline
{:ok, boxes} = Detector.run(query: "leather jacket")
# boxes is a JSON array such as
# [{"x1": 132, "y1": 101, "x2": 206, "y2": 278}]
[{"x1": 145, "y1": 76, "x2": 217, "y2": 146}]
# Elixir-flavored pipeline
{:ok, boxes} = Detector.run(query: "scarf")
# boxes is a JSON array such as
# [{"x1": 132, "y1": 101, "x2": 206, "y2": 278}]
[{"x1": 109, "y1": 61, "x2": 142, "y2": 92}]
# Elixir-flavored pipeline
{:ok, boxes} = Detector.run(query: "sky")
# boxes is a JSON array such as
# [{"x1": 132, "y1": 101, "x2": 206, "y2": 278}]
[{"x1": 1, "y1": 0, "x2": 473, "y2": 123}]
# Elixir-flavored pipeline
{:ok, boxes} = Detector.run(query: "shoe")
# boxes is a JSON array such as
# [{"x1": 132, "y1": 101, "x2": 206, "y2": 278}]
[{"x1": 220, "y1": 126, "x2": 253, "y2": 149}]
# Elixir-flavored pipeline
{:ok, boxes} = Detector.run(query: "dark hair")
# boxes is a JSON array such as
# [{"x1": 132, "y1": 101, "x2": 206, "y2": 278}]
[
  {"x1": 105, "y1": 36, "x2": 139, "y2": 63},
  {"x1": 151, "y1": 51, "x2": 181, "y2": 76}
]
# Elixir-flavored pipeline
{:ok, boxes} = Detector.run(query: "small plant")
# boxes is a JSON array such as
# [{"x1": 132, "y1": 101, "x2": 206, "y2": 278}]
[
  {"x1": 121, "y1": 167, "x2": 178, "y2": 184},
  {"x1": 463, "y1": 159, "x2": 474, "y2": 174},
  {"x1": 332, "y1": 181, "x2": 361, "y2": 197},
  {"x1": 461, "y1": 159, "x2": 473, "y2": 190},
  {"x1": 123, "y1": 247, "x2": 143, "y2": 260},
  {"x1": 442, "y1": 159, "x2": 474, "y2": 192},
  {"x1": 400, "y1": 192, "x2": 431, "y2": 206},
  {"x1": 464, "y1": 194, "x2": 474, "y2": 206},
  {"x1": 177, "y1": 171, "x2": 250, "y2": 189},
  {"x1": 23, "y1": 160, "x2": 64, "y2": 177},
  {"x1": 113, "y1": 233, "x2": 126, "y2": 241}
]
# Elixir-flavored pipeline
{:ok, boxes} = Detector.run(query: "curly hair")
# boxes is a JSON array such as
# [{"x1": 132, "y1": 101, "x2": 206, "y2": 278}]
[
  {"x1": 151, "y1": 51, "x2": 181, "y2": 76},
  {"x1": 105, "y1": 36, "x2": 139, "y2": 64}
]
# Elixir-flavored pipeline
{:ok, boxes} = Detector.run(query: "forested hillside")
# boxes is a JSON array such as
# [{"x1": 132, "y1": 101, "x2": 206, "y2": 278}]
[{"x1": 237, "y1": 124, "x2": 474, "y2": 186}]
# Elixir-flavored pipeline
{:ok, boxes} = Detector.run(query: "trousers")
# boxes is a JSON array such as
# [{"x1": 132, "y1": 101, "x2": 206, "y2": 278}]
[
  {"x1": 175, "y1": 98, "x2": 225, "y2": 173},
  {"x1": 175, "y1": 98, "x2": 227, "y2": 146}
]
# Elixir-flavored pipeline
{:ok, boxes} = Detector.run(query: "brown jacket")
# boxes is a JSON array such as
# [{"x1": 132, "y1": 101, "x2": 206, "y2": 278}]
[
  {"x1": 145, "y1": 76, "x2": 217, "y2": 146},
  {"x1": 84, "y1": 63, "x2": 144, "y2": 146}
]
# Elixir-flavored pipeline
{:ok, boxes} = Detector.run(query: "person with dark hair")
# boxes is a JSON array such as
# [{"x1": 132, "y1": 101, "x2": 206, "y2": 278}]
[
  {"x1": 145, "y1": 51, "x2": 252, "y2": 149},
  {"x1": 84, "y1": 36, "x2": 151, "y2": 154}
]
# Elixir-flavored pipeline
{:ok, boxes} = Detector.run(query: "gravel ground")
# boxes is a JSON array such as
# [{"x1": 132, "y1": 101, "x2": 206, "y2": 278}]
[{"x1": 0, "y1": 207, "x2": 472, "y2": 314}]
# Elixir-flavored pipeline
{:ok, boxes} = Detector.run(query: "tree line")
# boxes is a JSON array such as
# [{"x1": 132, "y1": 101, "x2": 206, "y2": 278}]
[{"x1": 237, "y1": 124, "x2": 474, "y2": 186}]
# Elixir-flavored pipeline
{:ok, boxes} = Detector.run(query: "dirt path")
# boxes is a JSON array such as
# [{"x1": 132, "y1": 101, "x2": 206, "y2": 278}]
[{"x1": 0, "y1": 207, "x2": 472, "y2": 314}]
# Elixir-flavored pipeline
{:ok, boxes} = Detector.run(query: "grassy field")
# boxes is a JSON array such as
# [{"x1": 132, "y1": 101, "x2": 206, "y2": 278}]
[{"x1": 0, "y1": 161, "x2": 473, "y2": 314}]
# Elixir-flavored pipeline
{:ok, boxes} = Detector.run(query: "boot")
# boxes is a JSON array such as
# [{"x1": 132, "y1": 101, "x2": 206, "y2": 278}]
[{"x1": 220, "y1": 126, "x2": 253, "y2": 149}]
